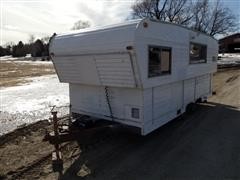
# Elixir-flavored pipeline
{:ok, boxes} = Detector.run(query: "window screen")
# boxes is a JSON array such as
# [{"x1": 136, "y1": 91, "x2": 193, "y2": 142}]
[
  {"x1": 148, "y1": 46, "x2": 171, "y2": 77},
  {"x1": 190, "y1": 43, "x2": 207, "y2": 64}
]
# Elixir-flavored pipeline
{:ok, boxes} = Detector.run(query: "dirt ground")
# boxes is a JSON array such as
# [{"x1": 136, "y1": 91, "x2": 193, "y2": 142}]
[
  {"x1": 0, "y1": 61, "x2": 55, "y2": 87},
  {"x1": 0, "y1": 68, "x2": 239, "y2": 180}
]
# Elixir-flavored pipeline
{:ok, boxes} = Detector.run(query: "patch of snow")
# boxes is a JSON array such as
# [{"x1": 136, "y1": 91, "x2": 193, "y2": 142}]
[
  {"x1": 11, "y1": 60, "x2": 53, "y2": 65},
  {"x1": 1, "y1": 60, "x2": 52, "y2": 66},
  {"x1": 218, "y1": 53, "x2": 240, "y2": 58},
  {"x1": 0, "y1": 55, "x2": 32, "y2": 61},
  {"x1": 0, "y1": 55, "x2": 19, "y2": 61},
  {"x1": 0, "y1": 75, "x2": 69, "y2": 135},
  {"x1": 218, "y1": 53, "x2": 240, "y2": 65}
]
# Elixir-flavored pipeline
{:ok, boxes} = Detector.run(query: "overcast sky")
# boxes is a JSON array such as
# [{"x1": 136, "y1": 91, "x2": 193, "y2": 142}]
[{"x1": 1, "y1": 0, "x2": 239, "y2": 46}]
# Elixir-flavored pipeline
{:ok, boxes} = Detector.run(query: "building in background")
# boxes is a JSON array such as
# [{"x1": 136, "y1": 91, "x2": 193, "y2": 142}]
[{"x1": 219, "y1": 33, "x2": 240, "y2": 53}]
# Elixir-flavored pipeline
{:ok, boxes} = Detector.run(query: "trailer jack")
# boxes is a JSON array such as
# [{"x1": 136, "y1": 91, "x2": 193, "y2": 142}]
[
  {"x1": 44, "y1": 109, "x2": 119, "y2": 177},
  {"x1": 50, "y1": 111, "x2": 63, "y2": 174}
]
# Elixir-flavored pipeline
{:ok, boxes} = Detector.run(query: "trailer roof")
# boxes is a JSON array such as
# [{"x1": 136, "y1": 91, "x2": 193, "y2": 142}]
[
  {"x1": 50, "y1": 18, "x2": 217, "y2": 57},
  {"x1": 56, "y1": 19, "x2": 142, "y2": 38},
  {"x1": 55, "y1": 18, "x2": 216, "y2": 41}
]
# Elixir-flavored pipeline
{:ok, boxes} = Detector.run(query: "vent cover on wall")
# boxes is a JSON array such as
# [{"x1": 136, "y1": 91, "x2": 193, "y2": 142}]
[{"x1": 131, "y1": 108, "x2": 140, "y2": 119}]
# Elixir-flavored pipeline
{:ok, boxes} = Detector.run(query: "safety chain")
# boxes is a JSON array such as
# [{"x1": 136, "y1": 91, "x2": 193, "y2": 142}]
[{"x1": 104, "y1": 86, "x2": 114, "y2": 121}]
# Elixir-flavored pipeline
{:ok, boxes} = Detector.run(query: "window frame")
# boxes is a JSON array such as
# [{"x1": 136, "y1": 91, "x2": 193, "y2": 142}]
[
  {"x1": 148, "y1": 45, "x2": 172, "y2": 78},
  {"x1": 189, "y1": 42, "x2": 207, "y2": 64}
]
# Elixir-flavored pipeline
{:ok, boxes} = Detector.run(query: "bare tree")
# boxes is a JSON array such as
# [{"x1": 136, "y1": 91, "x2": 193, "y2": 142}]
[
  {"x1": 131, "y1": 0, "x2": 168, "y2": 20},
  {"x1": 28, "y1": 34, "x2": 35, "y2": 44},
  {"x1": 165, "y1": 0, "x2": 194, "y2": 25},
  {"x1": 131, "y1": 0, "x2": 193, "y2": 23},
  {"x1": 71, "y1": 20, "x2": 91, "y2": 30},
  {"x1": 203, "y1": 1, "x2": 237, "y2": 36},
  {"x1": 191, "y1": 0, "x2": 238, "y2": 36},
  {"x1": 131, "y1": 0, "x2": 238, "y2": 37}
]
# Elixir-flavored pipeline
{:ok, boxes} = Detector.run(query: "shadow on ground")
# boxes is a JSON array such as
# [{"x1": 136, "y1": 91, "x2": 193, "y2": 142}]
[{"x1": 61, "y1": 102, "x2": 240, "y2": 180}]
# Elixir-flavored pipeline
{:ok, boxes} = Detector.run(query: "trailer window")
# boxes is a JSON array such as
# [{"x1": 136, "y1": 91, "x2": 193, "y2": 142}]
[
  {"x1": 148, "y1": 46, "x2": 171, "y2": 77},
  {"x1": 190, "y1": 43, "x2": 207, "y2": 64}
]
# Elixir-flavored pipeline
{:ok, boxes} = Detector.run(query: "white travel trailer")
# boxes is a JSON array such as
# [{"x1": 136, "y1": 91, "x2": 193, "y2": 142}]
[{"x1": 50, "y1": 18, "x2": 218, "y2": 135}]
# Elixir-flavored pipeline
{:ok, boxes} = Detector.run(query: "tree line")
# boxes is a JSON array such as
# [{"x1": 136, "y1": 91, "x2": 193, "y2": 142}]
[
  {"x1": 0, "y1": 35, "x2": 51, "y2": 59},
  {"x1": 0, "y1": 20, "x2": 91, "y2": 58}
]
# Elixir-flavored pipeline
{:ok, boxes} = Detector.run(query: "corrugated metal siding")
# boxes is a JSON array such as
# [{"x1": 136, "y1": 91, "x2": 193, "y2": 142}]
[
  {"x1": 53, "y1": 56, "x2": 100, "y2": 85},
  {"x1": 53, "y1": 53, "x2": 138, "y2": 88},
  {"x1": 95, "y1": 54, "x2": 136, "y2": 87}
]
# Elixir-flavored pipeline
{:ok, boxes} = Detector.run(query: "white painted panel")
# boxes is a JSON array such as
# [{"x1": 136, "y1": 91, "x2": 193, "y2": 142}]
[
  {"x1": 196, "y1": 74, "x2": 211, "y2": 98},
  {"x1": 184, "y1": 78, "x2": 195, "y2": 105},
  {"x1": 151, "y1": 81, "x2": 183, "y2": 123},
  {"x1": 171, "y1": 81, "x2": 183, "y2": 109},
  {"x1": 135, "y1": 19, "x2": 217, "y2": 89},
  {"x1": 70, "y1": 84, "x2": 143, "y2": 125},
  {"x1": 95, "y1": 54, "x2": 136, "y2": 87},
  {"x1": 53, "y1": 53, "x2": 137, "y2": 88},
  {"x1": 143, "y1": 88, "x2": 153, "y2": 124},
  {"x1": 53, "y1": 56, "x2": 100, "y2": 85},
  {"x1": 153, "y1": 84, "x2": 172, "y2": 120},
  {"x1": 50, "y1": 21, "x2": 138, "y2": 56}
]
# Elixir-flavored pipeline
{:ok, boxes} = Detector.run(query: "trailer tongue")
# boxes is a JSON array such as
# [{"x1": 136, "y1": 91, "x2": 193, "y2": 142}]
[{"x1": 44, "y1": 107, "x2": 121, "y2": 176}]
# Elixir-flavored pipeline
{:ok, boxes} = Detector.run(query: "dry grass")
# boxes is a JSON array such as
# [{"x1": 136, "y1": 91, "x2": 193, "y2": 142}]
[{"x1": 0, "y1": 61, "x2": 56, "y2": 87}]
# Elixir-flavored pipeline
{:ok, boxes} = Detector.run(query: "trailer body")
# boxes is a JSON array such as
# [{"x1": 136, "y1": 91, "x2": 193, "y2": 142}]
[{"x1": 50, "y1": 19, "x2": 218, "y2": 135}]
